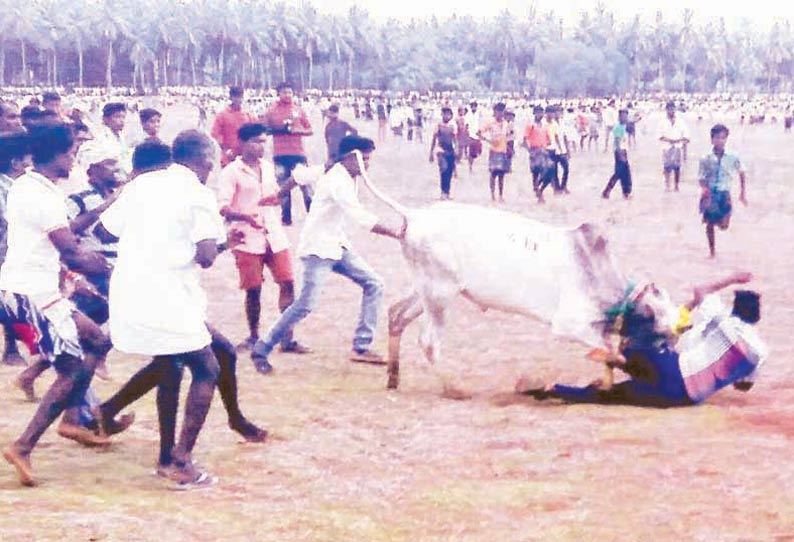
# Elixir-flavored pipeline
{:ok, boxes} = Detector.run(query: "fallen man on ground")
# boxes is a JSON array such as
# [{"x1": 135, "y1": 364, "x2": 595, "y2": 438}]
[{"x1": 516, "y1": 271, "x2": 767, "y2": 408}]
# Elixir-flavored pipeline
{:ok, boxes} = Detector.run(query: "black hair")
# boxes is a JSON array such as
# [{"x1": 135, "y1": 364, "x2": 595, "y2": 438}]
[
  {"x1": 172, "y1": 129, "x2": 212, "y2": 165},
  {"x1": 710, "y1": 124, "x2": 730, "y2": 139},
  {"x1": 0, "y1": 132, "x2": 30, "y2": 174},
  {"x1": 328, "y1": 104, "x2": 340, "y2": 113},
  {"x1": 42, "y1": 91, "x2": 61, "y2": 103},
  {"x1": 102, "y1": 102, "x2": 126, "y2": 118},
  {"x1": 20, "y1": 105, "x2": 42, "y2": 128},
  {"x1": 441, "y1": 107, "x2": 453, "y2": 115},
  {"x1": 237, "y1": 123, "x2": 267, "y2": 142},
  {"x1": 338, "y1": 135, "x2": 376, "y2": 157},
  {"x1": 275, "y1": 82, "x2": 293, "y2": 93},
  {"x1": 133, "y1": 140, "x2": 172, "y2": 172},
  {"x1": 618, "y1": 108, "x2": 629, "y2": 115},
  {"x1": 139, "y1": 108, "x2": 162, "y2": 124},
  {"x1": 229, "y1": 86, "x2": 244, "y2": 98},
  {"x1": 28, "y1": 124, "x2": 74, "y2": 166},
  {"x1": 493, "y1": 102, "x2": 506, "y2": 112},
  {"x1": 732, "y1": 290, "x2": 760, "y2": 324},
  {"x1": 533, "y1": 105, "x2": 544, "y2": 114}
]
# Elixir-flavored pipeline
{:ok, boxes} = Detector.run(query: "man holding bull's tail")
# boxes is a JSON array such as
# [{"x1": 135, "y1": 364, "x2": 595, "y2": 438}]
[
  {"x1": 251, "y1": 136, "x2": 405, "y2": 374},
  {"x1": 518, "y1": 271, "x2": 767, "y2": 408}
]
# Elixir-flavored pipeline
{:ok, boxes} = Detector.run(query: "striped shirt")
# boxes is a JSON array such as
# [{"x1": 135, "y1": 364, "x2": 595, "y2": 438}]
[
  {"x1": 66, "y1": 187, "x2": 118, "y2": 261},
  {"x1": 677, "y1": 295, "x2": 767, "y2": 403}
]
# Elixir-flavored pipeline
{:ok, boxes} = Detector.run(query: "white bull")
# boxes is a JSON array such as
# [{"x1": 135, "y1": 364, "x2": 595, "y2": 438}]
[{"x1": 357, "y1": 155, "x2": 630, "y2": 398}]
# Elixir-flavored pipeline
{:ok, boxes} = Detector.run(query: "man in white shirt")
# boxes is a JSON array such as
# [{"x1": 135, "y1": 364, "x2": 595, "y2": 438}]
[
  {"x1": 602, "y1": 101, "x2": 617, "y2": 153},
  {"x1": 251, "y1": 135, "x2": 404, "y2": 371},
  {"x1": 0, "y1": 132, "x2": 31, "y2": 366},
  {"x1": 1, "y1": 124, "x2": 114, "y2": 487},
  {"x1": 464, "y1": 101, "x2": 482, "y2": 173},
  {"x1": 659, "y1": 101, "x2": 690, "y2": 192},
  {"x1": 217, "y1": 123, "x2": 310, "y2": 363},
  {"x1": 98, "y1": 130, "x2": 240, "y2": 487},
  {"x1": 77, "y1": 102, "x2": 132, "y2": 177}
]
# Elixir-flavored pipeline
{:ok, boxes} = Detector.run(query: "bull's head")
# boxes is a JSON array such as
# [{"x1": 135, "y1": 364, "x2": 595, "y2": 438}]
[{"x1": 624, "y1": 282, "x2": 680, "y2": 341}]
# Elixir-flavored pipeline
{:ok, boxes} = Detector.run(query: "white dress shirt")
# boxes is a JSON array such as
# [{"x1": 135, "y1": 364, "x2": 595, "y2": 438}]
[{"x1": 292, "y1": 163, "x2": 378, "y2": 260}]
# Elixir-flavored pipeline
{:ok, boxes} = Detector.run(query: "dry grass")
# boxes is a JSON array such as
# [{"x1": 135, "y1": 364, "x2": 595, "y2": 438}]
[{"x1": 1, "y1": 112, "x2": 793, "y2": 541}]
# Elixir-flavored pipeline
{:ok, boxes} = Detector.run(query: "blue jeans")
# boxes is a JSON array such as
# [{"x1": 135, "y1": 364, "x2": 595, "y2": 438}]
[{"x1": 252, "y1": 250, "x2": 384, "y2": 358}]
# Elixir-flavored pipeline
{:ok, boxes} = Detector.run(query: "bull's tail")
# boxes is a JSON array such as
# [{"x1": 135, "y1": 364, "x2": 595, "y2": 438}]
[{"x1": 354, "y1": 150, "x2": 410, "y2": 218}]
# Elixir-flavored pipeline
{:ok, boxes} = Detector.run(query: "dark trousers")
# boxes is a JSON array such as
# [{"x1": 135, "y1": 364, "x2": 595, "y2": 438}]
[
  {"x1": 538, "y1": 151, "x2": 559, "y2": 194},
  {"x1": 603, "y1": 151, "x2": 632, "y2": 197},
  {"x1": 439, "y1": 152, "x2": 455, "y2": 196},
  {"x1": 274, "y1": 155, "x2": 312, "y2": 225},
  {"x1": 542, "y1": 346, "x2": 692, "y2": 408}
]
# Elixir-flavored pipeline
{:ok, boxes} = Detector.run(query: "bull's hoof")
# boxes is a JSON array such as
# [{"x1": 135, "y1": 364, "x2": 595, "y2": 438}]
[
  {"x1": 387, "y1": 374, "x2": 400, "y2": 390},
  {"x1": 441, "y1": 385, "x2": 473, "y2": 401}
]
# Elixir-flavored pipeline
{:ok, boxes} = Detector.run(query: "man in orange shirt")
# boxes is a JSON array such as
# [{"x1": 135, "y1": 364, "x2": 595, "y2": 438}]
[
  {"x1": 211, "y1": 86, "x2": 254, "y2": 166},
  {"x1": 521, "y1": 106, "x2": 551, "y2": 201},
  {"x1": 264, "y1": 82, "x2": 313, "y2": 226},
  {"x1": 217, "y1": 124, "x2": 310, "y2": 367},
  {"x1": 479, "y1": 103, "x2": 510, "y2": 202}
]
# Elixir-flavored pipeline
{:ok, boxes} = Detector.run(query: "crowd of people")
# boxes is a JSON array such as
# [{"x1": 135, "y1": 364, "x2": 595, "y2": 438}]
[{"x1": 0, "y1": 83, "x2": 769, "y2": 489}]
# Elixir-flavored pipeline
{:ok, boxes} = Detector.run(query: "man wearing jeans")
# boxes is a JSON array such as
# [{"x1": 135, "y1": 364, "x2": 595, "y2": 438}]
[{"x1": 251, "y1": 136, "x2": 404, "y2": 374}]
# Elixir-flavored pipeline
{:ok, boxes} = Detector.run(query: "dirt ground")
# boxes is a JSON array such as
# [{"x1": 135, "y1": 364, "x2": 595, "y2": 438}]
[{"x1": 1, "y1": 111, "x2": 793, "y2": 542}]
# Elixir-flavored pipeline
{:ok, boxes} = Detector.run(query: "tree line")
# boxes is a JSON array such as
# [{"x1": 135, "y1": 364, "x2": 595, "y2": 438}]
[{"x1": 1, "y1": 0, "x2": 792, "y2": 96}]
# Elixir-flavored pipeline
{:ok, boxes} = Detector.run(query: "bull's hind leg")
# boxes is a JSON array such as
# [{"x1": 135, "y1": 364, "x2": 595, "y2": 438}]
[{"x1": 387, "y1": 292, "x2": 424, "y2": 390}]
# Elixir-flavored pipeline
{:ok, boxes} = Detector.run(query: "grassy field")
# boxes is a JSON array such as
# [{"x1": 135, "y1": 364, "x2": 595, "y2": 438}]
[{"x1": 1, "y1": 110, "x2": 793, "y2": 542}]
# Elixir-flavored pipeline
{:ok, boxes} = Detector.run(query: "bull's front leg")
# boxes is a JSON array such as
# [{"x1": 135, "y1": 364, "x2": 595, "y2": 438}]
[{"x1": 387, "y1": 292, "x2": 423, "y2": 390}]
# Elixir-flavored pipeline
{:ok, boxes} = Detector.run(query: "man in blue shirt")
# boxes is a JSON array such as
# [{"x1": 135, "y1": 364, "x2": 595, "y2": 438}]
[
  {"x1": 602, "y1": 109, "x2": 632, "y2": 200},
  {"x1": 698, "y1": 124, "x2": 747, "y2": 258}
]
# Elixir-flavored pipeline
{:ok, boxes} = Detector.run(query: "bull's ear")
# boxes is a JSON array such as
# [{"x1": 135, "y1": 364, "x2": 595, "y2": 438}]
[{"x1": 576, "y1": 222, "x2": 594, "y2": 237}]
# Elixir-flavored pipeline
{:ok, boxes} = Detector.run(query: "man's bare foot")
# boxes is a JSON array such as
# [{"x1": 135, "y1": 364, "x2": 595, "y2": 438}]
[
  {"x1": 229, "y1": 418, "x2": 268, "y2": 443},
  {"x1": 2, "y1": 352, "x2": 27, "y2": 367},
  {"x1": 514, "y1": 375, "x2": 547, "y2": 395},
  {"x1": 3, "y1": 444, "x2": 36, "y2": 487},
  {"x1": 14, "y1": 376, "x2": 37, "y2": 402},
  {"x1": 57, "y1": 421, "x2": 111, "y2": 448}
]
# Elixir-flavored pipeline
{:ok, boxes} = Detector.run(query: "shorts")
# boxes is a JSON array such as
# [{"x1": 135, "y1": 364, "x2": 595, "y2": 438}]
[
  {"x1": 468, "y1": 140, "x2": 483, "y2": 159},
  {"x1": 0, "y1": 292, "x2": 82, "y2": 362},
  {"x1": 234, "y1": 248, "x2": 294, "y2": 290},
  {"x1": 663, "y1": 147, "x2": 682, "y2": 172},
  {"x1": 700, "y1": 190, "x2": 732, "y2": 224},
  {"x1": 488, "y1": 151, "x2": 509, "y2": 174}
]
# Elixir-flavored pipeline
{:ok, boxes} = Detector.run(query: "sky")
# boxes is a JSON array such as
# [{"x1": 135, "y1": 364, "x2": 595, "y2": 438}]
[{"x1": 310, "y1": 0, "x2": 793, "y2": 28}]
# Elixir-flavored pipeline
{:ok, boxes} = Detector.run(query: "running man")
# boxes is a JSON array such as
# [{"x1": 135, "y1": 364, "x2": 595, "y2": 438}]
[
  {"x1": 698, "y1": 124, "x2": 747, "y2": 258},
  {"x1": 2, "y1": 124, "x2": 113, "y2": 487}
]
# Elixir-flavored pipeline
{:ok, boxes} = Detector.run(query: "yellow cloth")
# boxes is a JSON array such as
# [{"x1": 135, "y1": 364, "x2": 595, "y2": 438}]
[{"x1": 673, "y1": 306, "x2": 692, "y2": 336}]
